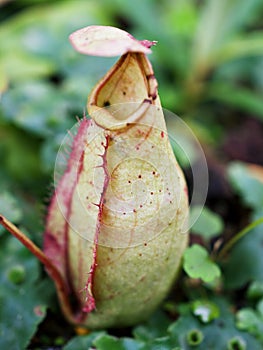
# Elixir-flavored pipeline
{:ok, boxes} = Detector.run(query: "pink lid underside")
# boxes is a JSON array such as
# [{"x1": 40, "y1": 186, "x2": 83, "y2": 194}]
[{"x1": 69, "y1": 25, "x2": 154, "y2": 57}]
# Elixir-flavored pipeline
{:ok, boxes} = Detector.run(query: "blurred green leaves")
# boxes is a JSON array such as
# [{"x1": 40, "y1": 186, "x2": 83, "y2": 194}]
[
  {"x1": 222, "y1": 163, "x2": 263, "y2": 289},
  {"x1": 190, "y1": 206, "x2": 223, "y2": 241},
  {"x1": 0, "y1": 235, "x2": 48, "y2": 349},
  {"x1": 63, "y1": 299, "x2": 262, "y2": 349},
  {"x1": 208, "y1": 83, "x2": 263, "y2": 121},
  {"x1": 191, "y1": 0, "x2": 263, "y2": 65},
  {"x1": 228, "y1": 162, "x2": 263, "y2": 212},
  {"x1": 1, "y1": 0, "x2": 263, "y2": 151},
  {"x1": 167, "y1": 298, "x2": 261, "y2": 349},
  {"x1": 0, "y1": 1, "x2": 118, "y2": 196},
  {"x1": 235, "y1": 298, "x2": 263, "y2": 344},
  {"x1": 0, "y1": 192, "x2": 22, "y2": 230}
]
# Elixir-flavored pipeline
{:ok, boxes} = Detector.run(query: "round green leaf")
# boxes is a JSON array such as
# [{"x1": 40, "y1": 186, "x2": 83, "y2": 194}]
[
  {"x1": 190, "y1": 206, "x2": 223, "y2": 240},
  {"x1": 183, "y1": 244, "x2": 221, "y2": 283}
]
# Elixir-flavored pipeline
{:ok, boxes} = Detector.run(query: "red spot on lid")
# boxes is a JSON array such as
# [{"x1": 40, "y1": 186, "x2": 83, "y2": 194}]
[{"x1": 161, "y1": 131, "x2": 164, "y2": 138}]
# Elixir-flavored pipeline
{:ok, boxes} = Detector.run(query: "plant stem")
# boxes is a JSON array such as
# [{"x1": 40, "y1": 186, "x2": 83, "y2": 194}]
[{"x1": 218, "y1": 216, "x2": 263, "y2": 259}]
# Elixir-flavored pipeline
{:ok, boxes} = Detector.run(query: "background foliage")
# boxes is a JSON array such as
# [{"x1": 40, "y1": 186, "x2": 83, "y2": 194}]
[{"x1": 0, "y1": 0, "x2": 263, "y2": 349}]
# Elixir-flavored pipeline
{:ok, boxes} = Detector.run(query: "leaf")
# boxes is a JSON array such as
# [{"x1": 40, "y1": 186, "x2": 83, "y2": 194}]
[
  {"x1": 216, "y1": 32, "x2": 263, "y2": 64},
  {"x1": 228, "y1": 162, "x2": 263, "y2": 210},
  {"x1": 0, "y1": 123, "x2": 43, "y2": 183},
  {"x1": 165, "y1": 0, "x2": 198, "y2": 37},
  {"x1": 192, "y1": 0, "x2": 263, "y2": 68},
  {"x1": 227, "y1": 162, "x2": 263, "y2": 211},
  {"x1": 236, "y1": 300, "x2": 263, "y2": 343},
  {"x1": 191, "y1": 300, "x2": 220, "y2": 323},
  {"x1": 0, "y1": 192, "x2": 22, "y2": 234},
  {"x1": 221, "y1": 163, "x2": 263, "y2": 288},
  {"x1": 247, "y1": 281, "x2": 263, "y2": 300},
  {"x1": 183, "y1": 244, "x2": 221, "y2": 282},
  {"x1": 236, "y1": 309, "x2": 263, "y2": 336},
  {"x1": 0, "y1": 1, "x2": 102, "y2": 81},
  {"x1": 64, "y1": 311, "x2": 176, "y2": 350},
  {"x1": 93, "y1": 334, "x2": 144, "y2": 350},
  {"x1": 1, "y1": 82, "x2": 74, "y2": 137},
  {"x1": 133, "y1": 309, "x2": 171, "y2": 341},
  {"x1": 169, "y1": 298, "x2": 262, "y2": 349},
  {"x1": 190, "y1": 206, "x2": 223, "y2": 240},
  {"x1": 143, "y1": 337, "x2": 180, "y2": 350},
  {"x1": 65, "y1": 298, "x2": 263, "y2": 350},
  {"x1": 63, "y1": 332, "x2": 106, "y2": 350},
  {"x1": 209, "y1": 83, "x2": 263, "y2": 121},
  {"x1": 222, "y1": 213, "x2": 263, "y2": 289},
  {"x1": 0, "y1": 236, "x2": 48, "y2": 349}
]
